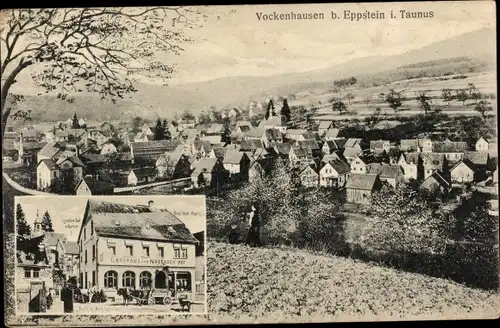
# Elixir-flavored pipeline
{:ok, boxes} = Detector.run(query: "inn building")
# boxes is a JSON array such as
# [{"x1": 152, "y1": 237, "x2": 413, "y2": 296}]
[{"x1": 77, "y1": 199, "x2": 200, "y2": 301}]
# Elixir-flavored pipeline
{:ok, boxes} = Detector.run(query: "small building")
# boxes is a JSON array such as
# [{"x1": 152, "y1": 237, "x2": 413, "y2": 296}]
[
  {"x1": 475, "y1": 137, "x2": 497, "y2": 156},
  {"x1": 297, "y1": 164, "x2": 319, "y2": 188},
  {"x1": 432, "y1": 140, "x2": 468, "y2": 163},
  {"x1": 273, "y1": 142, "x2": 292, "y2": 160},
  {"x1": 234, "y1": 121, "x2": 253, "y2": 134},
  {"x1": 421, "y1": 171, "x2": 451, "y2": 193},
  {"x1": 100, "y1": 140, "x2": 118, "y2": 155},
  {"x1": 450, "y1": 159, "x2": 476, "y2": 183},
  {"x1": 370, "y1": 140, "x2": 391, "y2": 154},
  {"x1": 343, "y1": 147, "x2": 363, "y2": 164},
  {"x1": 127, "y1": 167, "x2": 157, "y2": 186},
  {"x1": 289, "y1": 146, "x2": 311, "y2": 164},
  {"x1": 323, "y1": 129, "x2": 342, "y2": 141},
  {"x1": 130, "y1": 140, "x2": 182, "y2": 164},
  {"x1": 318, "y1": 121, "x2": 335, "y2": 136},
  {"x1": 345, "y1": 174, "x2": 382, "y2": 205},
  {"x1": 420, "y1": 153, "x2": 447, "y2": 180},
  {"x1": 366, "y1": 164, "x2": 404, "y2": 188},
  {"x1": 284, "y1": 129, "x2": 308, "y2": 141},
  {"x1": 222, "y1": 150, "x2": 251, "y2": 176},
  {"x1": 344, "y1": 138, "x2": 363, "y2": 150},
  {"x1": 190, "y1": 158, "x2": 228, "y2": 189},
  {"x1": 75, "y1": 176, "x2": 115, "y2": 195},
  {"x1": 156, "y1": 152, "x2": 191, "y2": 179},
  {"x1": 398, "y1": 152, "x2": 420, "y2": 181},
  {"x1": 322, "y1": 139, "x2": 346, "y2": 155},
  {"x1": 350, "y1": 155, "x2": 378, "y2": 174},
  {"x1": 318, "y1": 160, "x2": 351, "y2": 188}
]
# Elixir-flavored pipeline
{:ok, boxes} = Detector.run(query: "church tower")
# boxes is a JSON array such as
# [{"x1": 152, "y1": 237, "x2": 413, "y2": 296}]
[{"x1": 32, "y1": 210, "x2": 42, "y2": 237}]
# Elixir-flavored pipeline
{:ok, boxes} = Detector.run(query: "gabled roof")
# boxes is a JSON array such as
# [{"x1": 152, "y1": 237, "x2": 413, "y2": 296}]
[
  {"x1": 302, "y1": 132, "x2": 320, "y2": 141},
  {"x1": 323, "y1": 129, "x2": 341, "y2": 139},
  {"x1": 291, "y1": 146, "x2": 310, "y2": 159},
  {"x1": 345, "y1": 138, "x2": 363, "y2": 148},
  {"x1": 240, "y1": 139, "x2": 264, "y2": 152},
  {"x1": 321, "y1": 153, "x2": 343, "y2": 164},
  {"x1": 285, "y1": 129, "x2": 308, "y2": 136},
  {"x1": 370, "y1": 140, "x2": 390, "y2": 149},
  {"x1": 245, "y1": 127, "x2": 266, "y2": 139},
  {"x1": 131, "y1": 167, "x2": 157, "y2": 179},
  {"x1": 212, "y1": 147, "x2": 228, "y2": 159},
  {"x1": 42, "y1": 232, "x2": 67, "y2": 247},
  {"x1": 265, "y1": 129, "x2": 282, "y2": 140},
  {"x1": 450, "y1": 159, "x2": 476, "y2": 173},
  {"x1": 297, "y1": 139, "x2": 320, "y2": 151},
  {"x1": 201, "y1": 135, "x2": 222, "y2": 145},
  {"x1": 65, "y1": 241, "x2": 79, "y2": 255},
  {"x1": 345, "y1": 173, "x2": 379, "y2": 190},
  {"x1": 400, "y1": 152, "x2": 419, "y2": 165},
  {"x1": 81, "y1": 153, "x2": 107, "y2": 164},
  {"x1": 259, "y1": 116, "x2": 283, "y2": 127},
  {"x1": 420, "y1": 153, "x2": 445, "y2": 169},
  {"x1": 343, "y1": 147, "x2": 362, "y2": 159},
  {"x1": 76, "y1": 176, "x2": 115, "y2": 195},
  {"x1": 191, "y1": 158, "x2": 221, "y2": 175},
  {"x1": 299, "y1": 163, "x2": 318, "y2": 175},
  {"x1": 322, "y1": 160, "x2": 350, "y2": 174},
  {"x1": 156, "y1": 152, "x2": 185, "y2": 167},
  {"x1": 38, "y1": 158, "x2": 58, "y2": 170},
  {"x1": 323, "y1": 140, "x2": 344, "y2": 151},
  {"x1": 433, "y1": 141, "x2": 468, "y2": 153},
  {"x1": 23, "y1": 141, "x2": 47, "y2": 151},
  {"x1": 367, "y1": 164, "x2": 403, "y2": 179},
  {"x1": 236, "y1": 121, "x2": 253, "y2": 128},
  {"x1": 400, "y1": 139, "x2": 419, "y2": 149},
  {"x1": 223, "y1": 150, "x2": 246, "y2": 164},
  {"x1": 38, "y1": 142, "x2": 61, "y2": 159},
  {"x1": 273, "y1": 142, "x2": 292, "y2": 155},
  {"x1": 82, "y1": 200, "x2": 198, "y2": 243},
  {"x1": 463, "y1": 152, "x2": 489, "y2": 166},
  {"x1": 422, "y1": 171, "x2": 451, "y2": 189},
  {"x1": 318, "y1": 121, "x2": 334, "y2": 130},
  {"x1": 355, "y1": 154, "x2": 379, "y2": 165}
]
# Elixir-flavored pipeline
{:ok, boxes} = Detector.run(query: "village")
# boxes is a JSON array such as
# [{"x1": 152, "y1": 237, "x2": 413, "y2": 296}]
[{"x1": 2, "y1": 94, "x2": 498, "y2": 215}]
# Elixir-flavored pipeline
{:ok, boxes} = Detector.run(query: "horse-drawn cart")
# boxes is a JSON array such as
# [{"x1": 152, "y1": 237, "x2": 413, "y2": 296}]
[{"x1": 118, "y1": 288, "x2": 198, "y2": 311}]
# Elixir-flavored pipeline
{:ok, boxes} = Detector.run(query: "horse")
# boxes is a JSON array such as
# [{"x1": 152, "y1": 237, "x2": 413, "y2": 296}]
[{"x1": 117, "y1": 288, "x2": 144, "y2": 305}]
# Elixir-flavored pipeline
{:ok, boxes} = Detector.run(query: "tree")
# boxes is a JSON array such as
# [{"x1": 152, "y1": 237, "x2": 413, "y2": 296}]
[
  {"x1": 131, "y1": 117, "x2": 146, "y2": 133},
  {"x1": 265, "y1": 98, "x2": 275, "y2": 120},
  {"x1": 221, "y1": 117, "x2": 231, "y2": 145},
  {"x1": 474, "y1": 100, "x2": 493, "y2": 119},
  {"x1": 363, "y1": 97, "x2": 371, "y2": 106},
  {"x1": 385, "y1": 89, "x2": 403, "y2": 112},
  {"x1": 442, "y1": 89, "x2": 454, "y2": 103},
  {"x1": 416, "y1": 91, "x2": 432, "y2": 116},
  {"x1": 16, "y1": 204, "x2": 32, "y2": 253},
  {"x1": 467, "y1": 83, "x2": 477, "y2": 97},
  {"x1": 181, "y1": 110, "x2": 196, "y2": 121},
  {"x1": 345, "y1": 92, "x2": 355, "y2": 105},
  {"x1": 330, "y1": 98, "x2": 347, "y2": 114},
  {"x1": 1, "y1": 8, "x2": 205, "y2": 139},
  {"x1": 280, "y1": 98, "x2": 291, "y2": 122},
  {"x1": 71, "y1": 112, "x2": 80, "y2": 129},
  {"x1": 154, "y1": 118, "x2": 164, "y2": 140},
  {"x1": 41, "y1": 210, "x2": 54, "y2": 232},
  {"x1": 470, "y1": 91, "x2": 482, "y2": 104},
  {"x1": 162, "y1": 119, "x2": 171, "y2": 141},
  {"x1": 359, "y1": 185, "x2": 453, "y2": 256},
  {"x1": 455, "y1": 89, "x2": 469, "y2": 106}
]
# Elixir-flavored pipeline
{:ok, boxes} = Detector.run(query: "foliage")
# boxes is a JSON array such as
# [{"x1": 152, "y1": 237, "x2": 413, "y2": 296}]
[
  {"x1": 474, "y1": 100, "x2": 493, "y2": 119},
  {"x1": 333, "y1": 76, "x2": 357, "y2": 88},
  {"x1": 162, "y1": 119, "x2": 172, "y2": 141},
  {"x1": 385, "y1": 89, "x2": 403, "y2": 112},
  {"x1": 16, "y1": 204, "x2": 32, "y2": 253},
  {"x1": 221, "y1": 117, "x2": 232, "y2": 145},
  {"x1": 441, "y1": 89, "x2": 454, "y2": 103},
  {"x1": 416, "y1": 91, "x2": 432, "y2": 115},
  {"x1": 154, "y1": 118, "x2": 164, "y2": 140},
  {"x1": 1, "y1": 7, "x2": 205, "y2": 138},
  {"x1": 280, "y1": 98, "x2": 291, "y2": 122},
  {"x1": 330, "y1": 98, "x2": 347, "y2": 114},
  {"x1": 359, "y1": 185, "x2": 453, "y2": 255},
  {"x1": 345, "y1": 92, "x2": 355, "y2": 104},
  {"x1": 265, "y1": 99, "x2": 275, "y2": 120},
  {"x1": 71, "y1": 113, "x2": 80, "y2": 129},
  {"x1": 131, "y1": 117, "x2": 147, "y2": 133},
  {"x1": 41, "y1": 210, "x2": 54, "y2": 232},
  {"x1": 455, "y1": 89, "x2": 469, "y2": 106},
  {"x1": 181, "y1": 110, "x2": 196, "y2": 121}
]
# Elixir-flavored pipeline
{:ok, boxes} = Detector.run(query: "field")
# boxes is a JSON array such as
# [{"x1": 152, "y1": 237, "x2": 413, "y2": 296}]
[
  {"x1": 207, "y1": 242, "x2": 500, "y2": 322},
  {"x1": 290, "y1": 72, "x2": 497, "y2": 119}
]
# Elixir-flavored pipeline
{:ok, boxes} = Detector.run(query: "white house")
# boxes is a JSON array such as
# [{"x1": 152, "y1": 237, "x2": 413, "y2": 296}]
[
  {"x1": 398, "y1": 153, "x2": 420, "y2": 181},
  {"x1": 100, "y1": 141, "x2": 117, "y2": 155},
  {"x1": 318, "y1": 161, "x2": 351, "y2": 188}
]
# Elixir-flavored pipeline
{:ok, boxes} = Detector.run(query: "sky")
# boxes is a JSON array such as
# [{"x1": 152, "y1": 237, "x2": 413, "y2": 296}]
[
  {"x1": 15, "y1": 195, "x2": 206, "y2": 242},
  {"x1": 4, "y1": 1, "x2": 495, "y2": 92}
]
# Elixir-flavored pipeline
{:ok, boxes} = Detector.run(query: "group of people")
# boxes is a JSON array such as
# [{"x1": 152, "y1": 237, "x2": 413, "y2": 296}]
[{"x1": 228, "y1": 204, "x2": 261, "y2": 247}]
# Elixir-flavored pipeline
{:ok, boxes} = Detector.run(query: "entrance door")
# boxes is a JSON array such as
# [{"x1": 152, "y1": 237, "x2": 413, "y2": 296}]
[{"x1": 154, "y1": 271, "x2": 166, "y2": 289}]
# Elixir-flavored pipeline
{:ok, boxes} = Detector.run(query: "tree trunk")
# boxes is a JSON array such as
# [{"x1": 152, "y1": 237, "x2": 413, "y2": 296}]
[{"x1": 1, "y1": 59, "x2": 33, "y2": 140}]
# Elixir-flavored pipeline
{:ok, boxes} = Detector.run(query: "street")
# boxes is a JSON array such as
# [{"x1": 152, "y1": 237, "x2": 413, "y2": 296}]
[{"x1": 47, "y1": 300, "x2": 206, "y2": 314}]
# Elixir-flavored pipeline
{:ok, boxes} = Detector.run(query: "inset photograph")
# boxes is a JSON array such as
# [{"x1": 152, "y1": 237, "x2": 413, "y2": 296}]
[{"x1": 14, "y1": 195, "x2": 206, "y2": 315}]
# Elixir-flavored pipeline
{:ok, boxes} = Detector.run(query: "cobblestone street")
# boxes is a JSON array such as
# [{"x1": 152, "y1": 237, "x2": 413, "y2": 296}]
[{"x1": 47, "y1": 300, "x2": 206, "y2": 314}]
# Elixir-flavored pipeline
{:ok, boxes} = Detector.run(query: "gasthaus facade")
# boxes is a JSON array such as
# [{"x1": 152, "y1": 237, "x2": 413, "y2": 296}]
[{"x1": 77, "y1": 199, "x2": 200, "y2": 302}]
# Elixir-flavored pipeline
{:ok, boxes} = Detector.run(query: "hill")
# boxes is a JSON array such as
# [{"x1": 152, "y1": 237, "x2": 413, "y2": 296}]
[
  {"x1": 8, "y1": 27, "x2": 496, "y2": 124},
  {"x1": 206, "y1": 241, "x2": 499, "y2": 323}
]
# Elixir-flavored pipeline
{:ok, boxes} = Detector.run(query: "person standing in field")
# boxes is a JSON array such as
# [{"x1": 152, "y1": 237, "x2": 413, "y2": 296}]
[{"x1": 246, "y1": 205, "x2": 261, "y2": 247}]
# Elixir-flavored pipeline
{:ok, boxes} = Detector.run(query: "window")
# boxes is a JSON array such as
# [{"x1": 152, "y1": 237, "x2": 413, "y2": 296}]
[
  {"x1": 158, "y1": 247, "x2": 164, "y2": 258},
  {"x1": 24, "y1": 268, "x2": 31, "y2": 278},
  {"x1": 85, "y1": 250, "x2": 88, "y2": 263},
  {"x1": 32, "y1": 268, "x2": 40, "y2": 278},
  {"x1": 92, "y1": 245, "x2": 96, "y2": 260},
  {"x1": 104, "y1": 271, "x2": 118, "y2": 289},
  {"x1": 175, "y1": 272, "x2": 192, "y2": 292},
  {"x1": 80, "y1": 273, "x2": 83, "y2": 287},
  {"x1": 92, "y1": 271, "x2": 96, "y2": 286},
  {"x1": 139, "y1": 271, "x2": 152, "y2": 288},
  {"x1": 85, "y1": 272, "x2": 88, "y2": 289},
  {"x1": 143, "y1": 246, "x2": 150, "y2": 257},
  {"x1": 122, "y1": 271, "x2": 135, "y2": 288},
  {"x1": 174, "y1": 247, "x2": 181, "y2": 259},
  {"x1": 126, "y1": 245, "x2": 133, "y2": 256},
  {"x1": 181, "y1": 249, "x2": 188, "y2": 259},
  {"x1": 91, "y1": 221, "x2": 93, "y2": 235},
  {"x1": 109, "y1": 245, "x2": 116, "y2": 256}
]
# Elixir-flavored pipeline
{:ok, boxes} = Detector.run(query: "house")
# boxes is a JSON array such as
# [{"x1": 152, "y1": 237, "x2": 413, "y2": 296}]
[
  {"x1": 76, "y1": 199, "x2": 199, "y2": 299},
  {"x1": 248, "y1": 158, "x2": 275, "y2": 183},
  {"x1": 201, "y1": 135, "x2": 222, "y2": 146},
  {"x1": 141, "y1": 123, "x2": 154, "y2": 137},
  {"x1": 272, "y1": 142, "x2": 292, "y2": 160},
  {"x1": 193, "y1": 140, "x2": 213, "y2": 158},
  {"x1": 343, "y1": 147, "x2": 363, "y2": 164},
  {"x1": 450, "y1": 159, "x2": 476, "y2": 183},
  {"x1": 130, "y1": 140, "x2": 182, "y2": 164},
  {"x1": 74, "y1": 176, "x2": 115, "y2": 195},
  {"x1": 190, "y1": 158, "x2": 228, "y2": 188},
  {"x1": 398, "y1": 152, "x2": 420, "y2": 181},
  {"x1": 289, "y1": 146, "x2": 311, "y2": 164},
  {"x1": 432, "y1": 140, "x2": 469, "y2": 162},
  {"x1": 350, "y1": 155, "x2": 378, "y2": 174},
  {"x1": 36, "y1": 155, "x2": 85, "y2": 192},
  {"x1": 297, "y1": 164, "x2": 319, "y2": 188},
  {"x1": 366, "y1": 164, "x2": 404, "y2": 188},
  {"x1": 127, "y1": 167, "x2": 157, "y2": 185},
  {"x1": 210, "y1": 147, "x2": 229, "y2": 161},
  {"x1": 475, "y1": 137, "x2": 498, "y2": 156},
  {"x1": 345, "y1": 174, "x2": 383, "y2": 205},
  {"x1": 399, "y1": 139, "x2": 421, "y2": 152},
  {"x1": 420, "y1": 153, "x2": 446, "y2": 180},
  {"x1": 240, "y1": 139, "x2": 265, "y2": 153},
  {"x1": 322, "y1": 139, "x2": 346, "y2": 155},
  {"x1": 100, "y1": 140, "x2": 118, "y2": 155},
  {"x1": 180, "y1": 128, "x2": 200, "y2": 141},
  {"x1": 234, "y1": 121, "x2": 253, "y2": 134},
  {"x1": 37, "y1": 142, "x2": 63, "y2": 164},
  {"x1": 318, "y1": 121, "x2": 335, "y2": 136},
  {"x1": 284, "y1": 129, "x2": 308, "y2": 141},
  {"x1": 344, "y1": 138, "x2": 363, "y2": 150},
  {"x1": 421, "y1": 171, "x2": 451, "y2": 193},
  {"x1": 463, "y1": 152, "x2": 489, "y2": 168},
  {"x1": 493, "y1": 167, "x2": 498, "y2": 194},
  {"x1": 203, "y1": 123, "x2": 223, "y2": 135},
  {"x1": 88, "y1": 129, "x2": 112, "y2": 148},
  {"x1": 133, "y1": 131, "x2": 152, "y2": 143},
  {"x1": 323, "y1": 129, "x2": 342, "y2": 141},
  {"x1": 55, "y1": 130, "x2": 69, "y2": 142},
  {"x1": 258, "y1": 116, "x2": 287, "y2": 133},
  {"x1": 420, "y1": 139, "x2": 433, "y2": 153},
  {"x1": 156, "y1": 152, "x2": 191, "y2": 179},
  {"x1": 263, "y1": 129, "x2": 283, "y2": 148},
  {"x1": 248, "y1": 101, "x2": 264, "y2": 118},
  {"x1": 222, "y1": 150, "x2": 251, "y2": 176},
  {"x1": 227, "y1": 108, "x2": 241, "y2": 119},
  {"x1": 17, "y1": 139, "x2": 47, "y2": 166},
  {"x1": 178, "y1": 119, "x2": 197, "y2": 129},
  {"x1": 370, "y1": 140, "x2": 391, "y2": 153},
  {"x1": 319, "y1": 160, "x2": 350, "y2": 188},
  {"x1": 321, "y1": 152, "x2": 344, "y2": 165}
]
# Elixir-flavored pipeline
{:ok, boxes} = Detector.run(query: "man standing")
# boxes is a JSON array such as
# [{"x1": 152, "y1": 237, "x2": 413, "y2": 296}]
[
  {"x1": 246, "y1": 205, "x2": 261, "y2": 247},
  {"x1": 60, "y1": 282, "x2": 74, "y2": 313}
]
